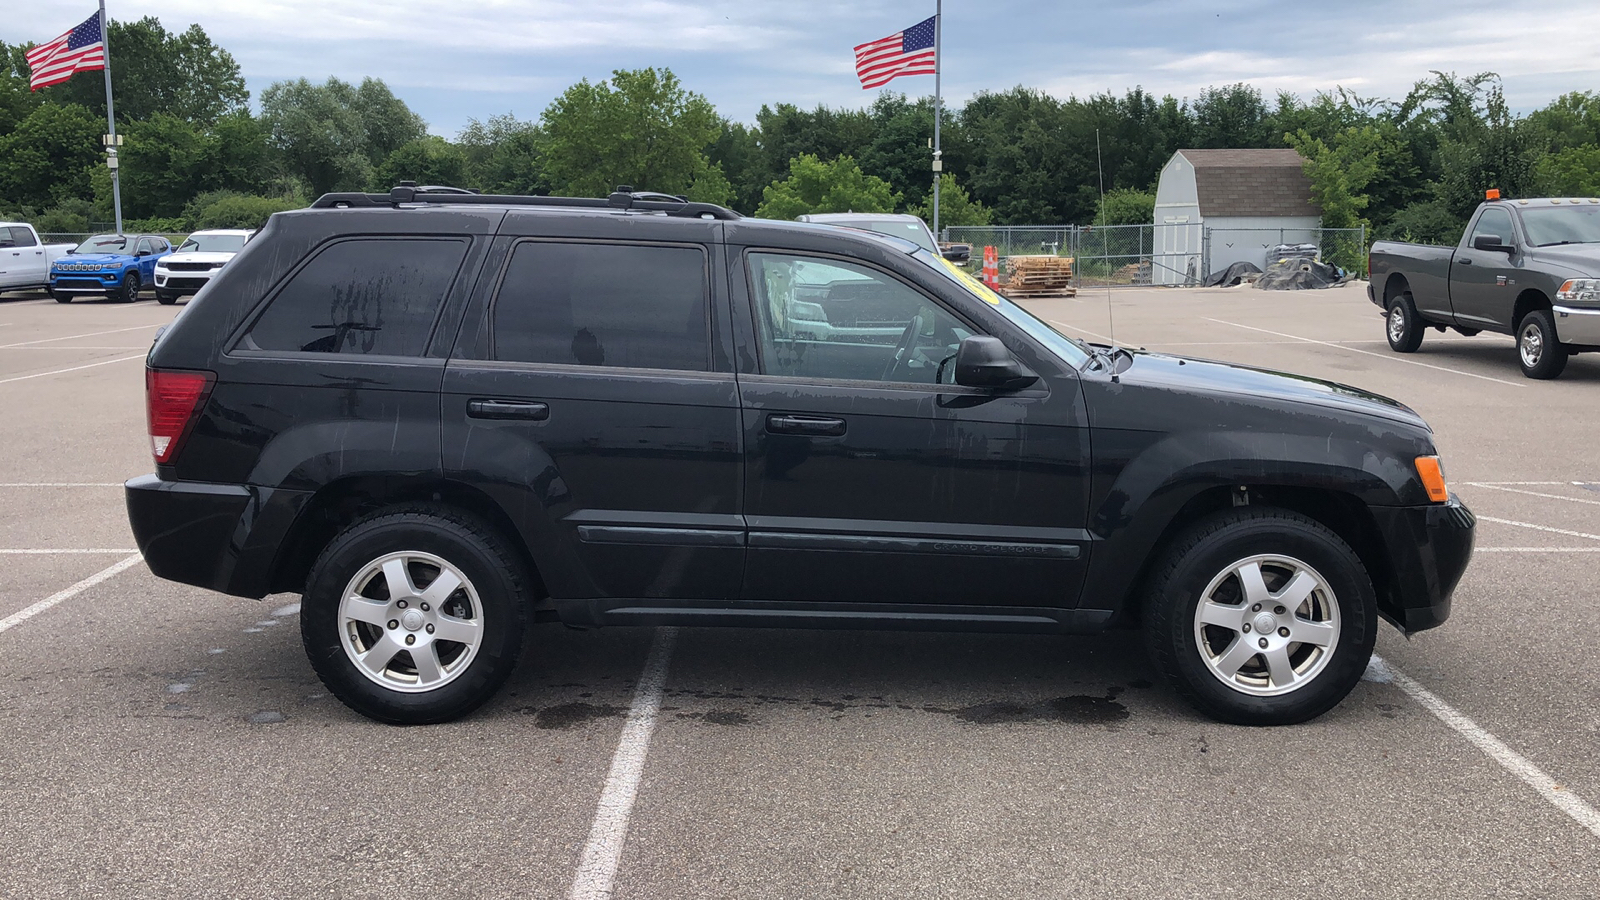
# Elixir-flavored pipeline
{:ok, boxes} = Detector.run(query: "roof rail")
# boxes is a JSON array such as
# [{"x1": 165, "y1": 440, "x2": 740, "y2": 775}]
[{"x1": 309, "y1": 184, "x2": 741, "y2": 220}]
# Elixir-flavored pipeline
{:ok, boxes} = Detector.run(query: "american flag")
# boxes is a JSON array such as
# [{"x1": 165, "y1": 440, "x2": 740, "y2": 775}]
[
  {"x1": 26, "y1": 13, "x2": 107, "y2": 91},
  {"x1": 854, "y1": 15, "x2": 937, "y2": 90}
]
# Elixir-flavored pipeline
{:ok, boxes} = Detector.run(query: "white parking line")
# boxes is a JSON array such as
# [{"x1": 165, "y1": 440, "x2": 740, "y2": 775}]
[
  {"x1": 1047, "y1": 320, "x2": 1115, "y2": 344},
  {"x1": 0, "y1": 483, "x2": 123, "y2": 487},
  {"x1": 0, "y1": 354, "x2": 144, "y2": 386},
  {"x1": 570, "y1": 627, "x2": 679, "y2": 900},
  {"x1": 1465, "y1": 483, "x2": 1600, "y2": 506},
  {"x1": 0, "y1": 549, "x2": 138, "y2": 554},
  {"x1": 1476, "y1": 547, "x2": 1600, "y2": 553},
  {"x1": 1370, "y1": 655, "x2": 1600, "y2": 840},
  {"x1": 0, "y1": 346, "x2": 150, "y2": 351},
  {"x1": 0, "y1": 553, "x2": 143, "y2": 636},
  {"x1": 1475, "y1": 515, "x2": 1600, "y2": 543},
  {"x1": 0, "y1": 324, "x2": 158, "y2": 348},
  {"x1": 1202, "y1": 318, "x2": 1527, "y2": 388}
]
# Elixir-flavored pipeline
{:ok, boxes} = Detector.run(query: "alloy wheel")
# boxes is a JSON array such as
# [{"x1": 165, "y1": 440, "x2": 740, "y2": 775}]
[
  {"x1": 1520, "y1": 322, "x2": 1544, "y2": 369},
  {"x1": 338, "y1": 550, "x2": 485, "y2": 693},
  {"x1": 1192, "y1": 554, "x2": 1342, "y2": 697}
]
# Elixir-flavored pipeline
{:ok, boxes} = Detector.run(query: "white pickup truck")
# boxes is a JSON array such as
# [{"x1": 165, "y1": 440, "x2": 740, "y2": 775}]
[{"x1": 0, "y1": 223, "x2": 76, "y2": 294}]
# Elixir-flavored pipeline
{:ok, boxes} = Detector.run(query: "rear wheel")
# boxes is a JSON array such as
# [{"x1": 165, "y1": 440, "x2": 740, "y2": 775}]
[
  {"x1": 1517, "y1": 309, "x2": 1568, "y2": 379},
  {"x1": 116, "y1": 271, "x2": 141, "y2": 303},
  {"x1": 155, "y1": 290, "x2": 178, "y2": 305},
  {"x1": 301, "y1": 506, "x2": 529, "y2": 724},
  {"x1": 1385, "y1": 292, "x2": 1424, "y2": 352},
  {"x1": 1143, "y1": 508, "x2": 1377, "y2": 726}
]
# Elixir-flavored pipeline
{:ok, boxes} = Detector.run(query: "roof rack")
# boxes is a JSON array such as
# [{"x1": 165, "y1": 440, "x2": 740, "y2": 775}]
[{"x1": 309, "y1": 183, "x2": 741, "y2": 220}]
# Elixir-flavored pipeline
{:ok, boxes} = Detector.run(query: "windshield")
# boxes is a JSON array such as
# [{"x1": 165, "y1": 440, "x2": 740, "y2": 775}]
[
  {"x1": 75, "y1": 234, "x2": 127, "y2": 254},
  {"x1": 911, "y1": 249, "x2": 1092, "y2": 366},
  {"x1": 179, "y1": 233, "x2": 246, "y2": 253},
  {"x1": 1521, "y1": 205, "x2": 1600, "y2": 247},
  {"x1": 842, "y1": 219, "x2": 938, "y2": 253}
]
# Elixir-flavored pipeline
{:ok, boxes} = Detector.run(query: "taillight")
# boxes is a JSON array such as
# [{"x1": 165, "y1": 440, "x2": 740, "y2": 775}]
[{"x1": 146, "y1": 369, "x2": 214, "y2": 465}]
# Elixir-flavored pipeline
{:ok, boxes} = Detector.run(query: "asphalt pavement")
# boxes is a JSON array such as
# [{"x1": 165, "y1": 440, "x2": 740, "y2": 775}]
[{"x1": 0, "y1": 283, "x2": 1596, "y2": 899}]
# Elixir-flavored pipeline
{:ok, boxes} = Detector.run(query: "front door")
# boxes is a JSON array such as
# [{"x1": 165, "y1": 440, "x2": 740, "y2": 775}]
[
  {"x1": 442, "y1": 224, "x2": 744, "y2": 603},
  {"x1": 733, "y1": 250, "x2": 1091, "y2": 609},
  {"x1": 1449, "y1": 206, "x2": 1521, "y2": 330}
]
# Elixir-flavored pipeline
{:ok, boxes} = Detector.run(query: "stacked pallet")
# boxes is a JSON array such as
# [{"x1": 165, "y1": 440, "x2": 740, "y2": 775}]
[{"x1": 999, "y1": 255, "x2": 1076, "y2": 298}]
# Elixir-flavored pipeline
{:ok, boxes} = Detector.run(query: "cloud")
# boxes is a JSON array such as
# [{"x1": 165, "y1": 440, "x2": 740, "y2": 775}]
[{"x1": 6, "y1": 0, "x2": 1600, "y2": 137}]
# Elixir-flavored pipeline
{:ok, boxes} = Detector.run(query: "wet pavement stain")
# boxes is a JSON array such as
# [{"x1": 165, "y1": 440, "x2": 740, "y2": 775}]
[
  {"x1": 522, "y1": 701, "x2": 627, "y2": 730},
  {"x1": 925, "y1": 694, "x2": 1130, "y2": 726},
  {"x1": 674, "y1": 709, "x2": 751, "y2": 726},
  {"x1": 248, "y1": 710, "x2": 286, "y2": 724}
]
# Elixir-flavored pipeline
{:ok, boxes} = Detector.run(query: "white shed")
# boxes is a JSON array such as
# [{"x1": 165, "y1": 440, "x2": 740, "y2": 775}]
[{"x1": 1151, "y1": 149, "x2": 1322, "y2": 285}]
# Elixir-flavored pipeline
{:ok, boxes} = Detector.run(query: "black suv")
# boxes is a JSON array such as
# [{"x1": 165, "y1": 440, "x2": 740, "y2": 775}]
[{"x1": 126, "y1": 187, "x2": 1475, "y2": 726}]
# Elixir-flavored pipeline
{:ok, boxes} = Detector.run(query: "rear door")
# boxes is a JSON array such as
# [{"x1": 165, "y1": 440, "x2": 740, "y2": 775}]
[
  {"x1": 441, "y1": 214, "x2": 744, "y2": 603},
  {"x1": 1, "y1": 226, "x2": 42, "y2": 287},
  {"x1": 729, "y1": 245, "x2": 1093, "y2": 610},
  {"x1": 1449, "y1": 207, "x2": 1521, "y2": 329}
]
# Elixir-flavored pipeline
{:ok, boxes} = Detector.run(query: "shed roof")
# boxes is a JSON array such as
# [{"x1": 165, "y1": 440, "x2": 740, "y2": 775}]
[{"x1": 1176, "y1": 149, "x2": 1319, "y2": 218}]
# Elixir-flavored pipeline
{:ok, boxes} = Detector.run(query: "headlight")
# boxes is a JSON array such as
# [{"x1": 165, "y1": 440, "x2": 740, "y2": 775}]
[
  {"x1": 1557, "y1": 279, "x2": 1600, "y2": 302},
  {"x1": 788, "y1": 300, "x2": 827, "y2": 323}
]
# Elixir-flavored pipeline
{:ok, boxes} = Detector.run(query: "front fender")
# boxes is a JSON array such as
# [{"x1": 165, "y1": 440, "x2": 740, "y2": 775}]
[{"x1": 1081, "y1": 427, "x2": 1432, "y2": 615}]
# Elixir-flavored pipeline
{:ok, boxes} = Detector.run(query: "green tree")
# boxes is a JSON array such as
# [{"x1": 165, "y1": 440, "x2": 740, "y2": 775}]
[
  {"x1": 0, "y1": 102, "x2": 103, "y2": 208},
  {"x1": 1535, "y1": 145, "x2": 1600, "y2": 197},
  {"x1": 458, "y1": 114, "x2": 549, "y2": 195},
  {"x1": 372, "y1": 137, "x2": 468, "y2": 190},
  {"x1": 1094, "y1": 187, "x2": 1155, "y2": 226},
  {"x1": 755, "y1": 154, "x2": 898, "y2": 219},
  {"x1": 541, "y1": 67, "x2": 729, "y2": 203},
  {"x1": 1288, "y1": 126, "x2": 1382, "y2": 269},
  {"x1": 191, "y1": 194, "x2": 301, "y2": 229},
  {"x1": 119, "y1": 113, "x2": 212, "y2": 218},
  {"x1": 259, "y1": 77, "x2": 427, "y2": 196},
  {"x1": 917, "y1": 174, "x2": 990, "y2": 227}
]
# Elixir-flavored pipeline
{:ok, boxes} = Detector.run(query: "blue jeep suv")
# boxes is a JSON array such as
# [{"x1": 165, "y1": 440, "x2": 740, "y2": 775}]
[{"x1": 50, "y1": 233, "x2": 173, "y2": 303}]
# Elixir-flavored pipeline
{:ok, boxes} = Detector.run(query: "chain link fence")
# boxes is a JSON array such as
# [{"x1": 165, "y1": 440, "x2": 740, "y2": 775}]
[{"x1": 945, "y1": 224, "x2": 1369, "y2": 287}]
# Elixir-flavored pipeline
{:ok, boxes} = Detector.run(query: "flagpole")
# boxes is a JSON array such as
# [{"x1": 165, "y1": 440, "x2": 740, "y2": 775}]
[
  {"x1": 98, "y1": 0, "x2": 123, "y2": 234},
  {"x1": 931, "y1": 0, "x2": 942, "y2": 236}
]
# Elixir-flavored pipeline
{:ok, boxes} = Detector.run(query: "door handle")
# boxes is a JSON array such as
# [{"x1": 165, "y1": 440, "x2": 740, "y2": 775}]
[
  {"x1": 766, "y1": 414, "x2": 846, "y2": 436},
  {"x1": 467, "y1": 399, "x2": 549, "y2": 420},
  {"x1": 1458, "y1": 258, "x2": 1473, "y2": 266}
]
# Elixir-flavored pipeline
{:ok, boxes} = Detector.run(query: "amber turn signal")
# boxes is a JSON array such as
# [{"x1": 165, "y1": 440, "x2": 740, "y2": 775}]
[{"x1": 1415, "y1": 456, "x2": 1450, "y2": 503}]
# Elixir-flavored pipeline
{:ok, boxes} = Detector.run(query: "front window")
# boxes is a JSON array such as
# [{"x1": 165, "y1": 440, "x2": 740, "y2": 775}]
[
  {"x1": 75, "y1": 234, "x2": 127, "y2": 254},
  {"x1": 179, "y1": 233, "x2": 248, "y2": 253},
  {"x1": 1520, "y1": 205, "x2": 1600, "y2": 247},
  {"x1": 910, "y1": 249, "x2": 1092, "y2": 367}
]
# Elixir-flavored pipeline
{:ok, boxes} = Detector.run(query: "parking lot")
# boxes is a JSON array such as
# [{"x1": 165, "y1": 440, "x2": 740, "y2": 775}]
[{"x1": 0, "y1": 281, "x2": 1597, "y2": 899}]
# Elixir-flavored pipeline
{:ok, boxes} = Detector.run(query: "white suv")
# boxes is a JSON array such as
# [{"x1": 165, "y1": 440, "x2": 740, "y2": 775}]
[{"x1": 153, "y1": 229, "x2": 254, "y2": 304}]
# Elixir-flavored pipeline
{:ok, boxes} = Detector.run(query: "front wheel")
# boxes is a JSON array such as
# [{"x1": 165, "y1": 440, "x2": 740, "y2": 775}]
[
  {"x1": 1385, "y1": 292, "x2": 1425, "y2": 352},
  {"x1": 155, "y1": 290, "x2": 178, "y2": 305},
  {"x1": 1142, "y1": 508, "x2": 1377, "y2": 726},
  {"x1": 301, "y1": 506, "x2": 530, "y2": 724},
  {"x1": 116, "y1": 271, "x2": 141, "y2": 303},
  {"x1": 52, "y1": 288, "x2": 70, "y2": 304},
  {"x1": 1517, "y1": 309, "x2": 1568, "y2": 379}
]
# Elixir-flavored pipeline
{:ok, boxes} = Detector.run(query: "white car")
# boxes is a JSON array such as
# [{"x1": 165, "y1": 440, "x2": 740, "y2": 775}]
[
  {"x1": 0, "y1": 223, "x2": 75, "y2": 295},
  {"x1": 153, "y1": 229, "x2": 254, "y2": 304}
]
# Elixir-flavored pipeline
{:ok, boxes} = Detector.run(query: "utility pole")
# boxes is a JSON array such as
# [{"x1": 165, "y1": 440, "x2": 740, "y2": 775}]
[{"x1": 99, "y1": 0, "x2": 124, "y2": 234}]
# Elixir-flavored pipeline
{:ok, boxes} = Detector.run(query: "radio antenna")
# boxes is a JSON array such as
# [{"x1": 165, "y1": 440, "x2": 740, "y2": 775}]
[{"x1": 1095, "y1": 128, "x2": 1116, "y2": 347}]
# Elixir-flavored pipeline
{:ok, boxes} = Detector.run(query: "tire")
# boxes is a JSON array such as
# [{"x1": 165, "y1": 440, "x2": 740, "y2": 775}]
[
  {"x1": 1517, "y1": 309, "x2": 1568, "y2": 380},
  {"x1": 301, "y1": 506, "x2": 530, "y2": 724},
  {"x1": 155, "y1": 290, "x2": 178, "y2": 305},
  {"x1": 52, "y1": 288, "x2": 70, "y2": 304},
  {"x1": 116, "y1": 270, "x2": 141, "y2": 303},
  {"x1": 1142, "y1": 508, "x2": 1378, "y2": 726},
  {"x1": 1385, "y1": 292, "x2": 1425, "y2": 352}
]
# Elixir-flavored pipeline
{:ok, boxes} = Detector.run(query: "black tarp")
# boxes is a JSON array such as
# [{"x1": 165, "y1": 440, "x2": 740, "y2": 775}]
[
  {"x1": 1255, "y1": 256, "x2": 1345, "y2": 291},
  {"x1": 1203, "y1": 261, "x2": 1263, "y2": 287}
]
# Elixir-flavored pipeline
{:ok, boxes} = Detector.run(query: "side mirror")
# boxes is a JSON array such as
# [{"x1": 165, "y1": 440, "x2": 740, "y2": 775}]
[
  {"x1": 941, "y1": 245, "x2": 971, "y2": 263},
  {"x1": 1472, "y1": 234, "x2": 1513, "y2": 253},
  {"x1": 954, "y1": 335, "x2": 1037, "y2": 389},
  {"x1": 136, "y1": 250, "x2": 150, "y2": 257}
]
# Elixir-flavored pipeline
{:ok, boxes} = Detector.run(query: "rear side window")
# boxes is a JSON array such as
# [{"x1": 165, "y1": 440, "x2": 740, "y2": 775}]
[
  {"x1": 491, "y1": 241, "x2": 709, "y2": 372},
  {"x1": 243, "y1": 238, "x2": 467, "y2": 356}
]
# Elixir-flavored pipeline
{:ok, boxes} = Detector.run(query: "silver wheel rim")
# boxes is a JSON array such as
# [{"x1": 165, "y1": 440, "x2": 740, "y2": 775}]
[
  {"x1": 1388, "y1": 305, "x2": 1406, "y2": 343},
  {"x1": 1520, "y1": 323, "x2": 1543, "y2": 368},
  {"x1": 1192, "y1": 554, "x2": 1341, "y2": 697},
  {"x1": 338, "y1": 551, "x2": 484, "y2": 693}
]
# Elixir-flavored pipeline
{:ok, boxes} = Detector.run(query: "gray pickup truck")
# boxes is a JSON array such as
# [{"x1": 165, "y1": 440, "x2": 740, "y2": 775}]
[{"x1": 1368, "y1": 196, "x2": 1600, "y2": 378}]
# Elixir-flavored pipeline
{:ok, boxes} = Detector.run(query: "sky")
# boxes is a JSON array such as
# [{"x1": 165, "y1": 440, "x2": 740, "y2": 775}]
[{"x1": 5, "y1": 0, "x2": 1600, "y2": 137}]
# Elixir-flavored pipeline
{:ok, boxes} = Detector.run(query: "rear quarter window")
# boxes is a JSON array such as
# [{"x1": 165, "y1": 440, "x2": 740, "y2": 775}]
[{"x1": 241, "y1": 237, "x2": 468, "y2": 356}]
